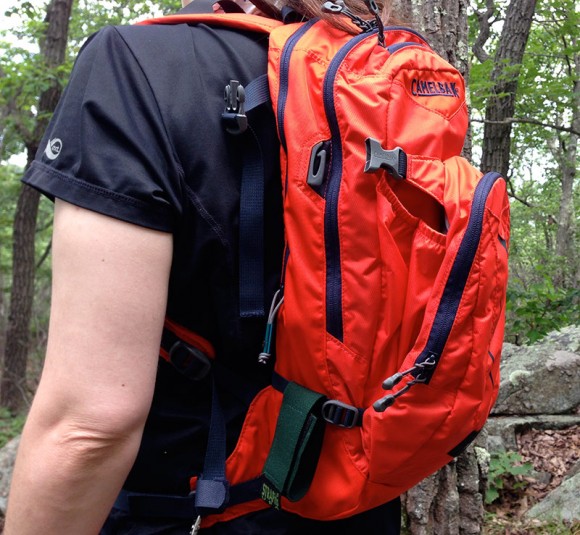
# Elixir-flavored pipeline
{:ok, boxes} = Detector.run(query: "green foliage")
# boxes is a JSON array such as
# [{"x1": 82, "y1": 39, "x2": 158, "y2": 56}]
[
  {"x1": 0, "y1": 407, "x2": 25, "y2": 448},
  {"x1": 486, "y1": 451, "x2": 533, "y2": 504},
  {"x1": 506, "y1": 269, "x2": 580, "y2": 345},
  {"x1": 470, "y1": 0, "x2": 579, "y2": 344},
  {"x1": 0, "y1": 163, "x2": 21, "y2": 285},
  {"x1": 484, "y1": 513, "x2": 580, "y2": 535}
]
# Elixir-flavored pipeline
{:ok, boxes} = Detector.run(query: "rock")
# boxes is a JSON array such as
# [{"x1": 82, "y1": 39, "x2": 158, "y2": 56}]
[
  {"x1": 485, "y1": 415, "x2": 580, "y2": 452},
  {"x1": 493, "y1": 326, "x2": 580, "y2": 416},
  {"x1": 526, "y1": 470, "x2": 580, "y2": 523},
  {"x1": 0, "y1": 436, "x2": 20, "y2": 515},
  {"x1": 564, "y1": 460, "x2": 580, "y2": 481}
]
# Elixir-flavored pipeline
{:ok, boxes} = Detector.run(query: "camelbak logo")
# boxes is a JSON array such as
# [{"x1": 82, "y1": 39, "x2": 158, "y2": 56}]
[
  {"x1": 411, "y1": 79, "x2": 460, "y2": 98},
  {"x1": 44, "y1": 138, "x2": 63, "y2": 160}
]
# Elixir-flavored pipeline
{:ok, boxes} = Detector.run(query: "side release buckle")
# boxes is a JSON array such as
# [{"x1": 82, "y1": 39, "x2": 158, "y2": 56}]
[
  {"x1": 364, "y1": 138, "x2": 407, "y2": 179},
  {"x1": 222, "y1": 80, "x2": 248, "y2": 135}
]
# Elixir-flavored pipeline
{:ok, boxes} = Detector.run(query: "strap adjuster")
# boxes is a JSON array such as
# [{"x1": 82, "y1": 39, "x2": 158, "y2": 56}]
[
  {"x1": 321, "y1": 400, "x2": 363, "y2": 428},
  {"x1": 168, "y1": 341, "x2": 211, "y2": 381}
]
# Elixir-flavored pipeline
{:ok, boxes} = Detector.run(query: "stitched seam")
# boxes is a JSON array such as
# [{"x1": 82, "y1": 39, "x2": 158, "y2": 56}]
[
  {"x1": 184, "y1": 183, "x2": 230, "y2": 248},
  {"x1": 32, "y1": 163, "x2": 156, "y2": 209}
]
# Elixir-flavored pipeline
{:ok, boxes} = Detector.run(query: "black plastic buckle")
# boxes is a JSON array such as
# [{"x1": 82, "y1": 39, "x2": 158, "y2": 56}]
[
  {"x1": 364, "y1": 138, "x2": 407, "y2": 179},
  {"x1": 168, "y1": 341, "x2": 211, "y2": 382},
  {"x1": 321, "y1": 400, "x2": 363, "y2": 428},
  {"x1": 222, "y1": 80, "x2": 248, "y2": 135}
]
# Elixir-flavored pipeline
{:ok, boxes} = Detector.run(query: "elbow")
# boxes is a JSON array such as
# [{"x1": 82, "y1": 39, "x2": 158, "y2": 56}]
[
  {"x1": 29, "y1": 414, "x2": 147, "y2": 487},
  {"x1": 57, "y1": 417, "x2": 140, "y2": 464},
  {"x1": 41, "y1": 408, "x2": 148, "y2": 475}
]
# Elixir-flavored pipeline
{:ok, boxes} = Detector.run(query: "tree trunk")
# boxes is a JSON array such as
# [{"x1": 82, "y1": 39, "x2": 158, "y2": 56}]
[
  {"x1": 1, "y1": 0, "x2": 73, "y2": 413},
  {"x1": 393, "y1": 0, "x2": 469, "y2": 79},
  {"x1": 1, "y1": 180, "x2": 40, "y2": 412},
  {"x1": 480, "y1": 0, "x2": 537, "y2": 177},
  {"x1": 553, "y1": 43, "x2": 579, "y2": 285}
]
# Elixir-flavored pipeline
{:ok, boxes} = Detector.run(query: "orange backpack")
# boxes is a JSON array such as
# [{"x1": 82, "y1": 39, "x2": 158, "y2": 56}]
[{"x1": 138, "y1": 4, "x2": 510, "y2": 531}]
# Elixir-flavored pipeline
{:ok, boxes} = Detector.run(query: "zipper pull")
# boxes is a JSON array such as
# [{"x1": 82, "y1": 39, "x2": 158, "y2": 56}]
[
  {"x1": 258, "y1": 288, "x2": 284, "y2": 364},
  {"x1": 322, "y1": 1, "x2": 376, "y2": 33},
  {"x1": 373, "y1": 354, "x2": 437, "y2": 412},
  {"x1": 363, "y1": 0, "x2": 386, "y2": 47}
]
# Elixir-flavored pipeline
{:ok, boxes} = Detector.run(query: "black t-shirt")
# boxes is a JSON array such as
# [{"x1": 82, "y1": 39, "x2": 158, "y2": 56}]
[{"x1": 24, "y1": 21, "x2": 283, "y2": 495}]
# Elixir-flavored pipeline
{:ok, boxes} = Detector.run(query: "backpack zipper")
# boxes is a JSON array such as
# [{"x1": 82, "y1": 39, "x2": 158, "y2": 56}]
[
  {"x1": 414, "y1": 171, "x2": 504, "y2": 376},
  {"x1": 322, "y1": 30, "x2": 378, "y2": 341},
  {"x1": 374, "y1": 172, "x2": 505, "y2": 411},
  {"x1": 321, "y1": 28, "x2": 429, "y2": 342},
  {"x1": 277, "y1": 19, "x2": 318, "y2": 154},
  {"x1": 279, "y1": 26, "x2": 429, "y2": 341}
]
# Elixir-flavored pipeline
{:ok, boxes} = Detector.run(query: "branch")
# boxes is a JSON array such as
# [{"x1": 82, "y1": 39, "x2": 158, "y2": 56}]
[
  {"x1": 473, "y1": 0, "x2": 496, "y2": 63},
  {"x1": 504, "y1": 175, "x2": 535, "y2": 208},
  {"x1": 471, "y1": 117, "x2": 580, "y2": 136},
  {"x1": 36, "y1": 238, "x2": 52, "y2": 270}
]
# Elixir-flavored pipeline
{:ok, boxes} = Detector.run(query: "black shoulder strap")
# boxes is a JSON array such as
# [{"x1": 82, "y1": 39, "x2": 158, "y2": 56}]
[{"x1": 178, "y1": 0, "x2": 244, "y2": 14}]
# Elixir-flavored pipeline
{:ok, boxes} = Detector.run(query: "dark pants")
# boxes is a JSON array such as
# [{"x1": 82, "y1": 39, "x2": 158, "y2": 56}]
[{"x1": 101, "y1": 498, "x2": 401, "y2": 535}]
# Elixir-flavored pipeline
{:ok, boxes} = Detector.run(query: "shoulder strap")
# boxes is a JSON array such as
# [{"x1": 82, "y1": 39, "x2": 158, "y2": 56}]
[
  {"x1": 138, "y1": 10, "x2": 286, "y2": 319},
  {"x1": 139, "y1": 12, "x2": 283, "y2": 34},
  {"x1": 179, "y1": 0, "x2": 244, "y2": 14}
]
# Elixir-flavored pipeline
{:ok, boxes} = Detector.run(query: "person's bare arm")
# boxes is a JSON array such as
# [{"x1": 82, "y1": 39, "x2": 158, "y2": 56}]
[{"x1": 4, "y1": 200, "x2": 173, "y2": 534}]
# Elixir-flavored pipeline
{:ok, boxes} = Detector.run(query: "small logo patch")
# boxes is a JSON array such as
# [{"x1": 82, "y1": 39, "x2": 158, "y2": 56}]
[
  {"x1": 261, "y1": 482, "x2": 280, "y2": 510},
  {"x1": 411, "y1": 79, "x2": 460, "y2": 98},
  {"x1": 44, "y1": 138, "x2": 63, "y2": 160}
]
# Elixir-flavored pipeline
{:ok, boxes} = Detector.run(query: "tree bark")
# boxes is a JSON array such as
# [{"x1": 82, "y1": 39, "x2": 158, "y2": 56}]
[
  {"x1": 553, "y1": 40, "x2": 579, "y2": 285},
  {"x1": 1, "y1": 0, "x2": 73, "y2": 413},
  {"x1": 392, "y1": 0, "x2": 469, "y2": 77},
  {"x1": 479, "y1": 0, "x2": 537, "y2": 177}
]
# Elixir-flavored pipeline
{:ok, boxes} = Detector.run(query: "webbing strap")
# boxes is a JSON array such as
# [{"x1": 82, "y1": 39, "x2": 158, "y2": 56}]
[
  {"x1": 262, "y1": 382, "x2": 326, "y2": 506},
  {"x1": 195, "y1": 378, "x2": 229, "y2": 515},
  {"x1": 114, "y1": 478, "x2": 264, "y2": 520},
  {"x1": 244, "y1": 75, "x2": 271, "y2": 112},
  {"x1": 236, "y1": 73, "x2": 274, "y2": 318},
  {"x1": 239, "y1": 126, "x2": 266, "y2": 317}
]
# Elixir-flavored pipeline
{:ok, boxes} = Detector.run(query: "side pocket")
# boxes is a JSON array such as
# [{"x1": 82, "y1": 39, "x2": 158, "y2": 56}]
[{"x1": 364, "y1": 164, "x2": 509, "y2": 486}]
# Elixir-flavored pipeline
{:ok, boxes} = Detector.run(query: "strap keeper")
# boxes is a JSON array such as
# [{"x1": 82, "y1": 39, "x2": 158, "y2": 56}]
[{"x1": 195, "y1": 478, "x2": 230, "y2": 515}]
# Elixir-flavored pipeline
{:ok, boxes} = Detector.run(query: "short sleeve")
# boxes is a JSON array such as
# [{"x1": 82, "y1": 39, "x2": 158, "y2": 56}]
[{"x1": 23, "y1": 26, "x2": 183, "y2": 232}]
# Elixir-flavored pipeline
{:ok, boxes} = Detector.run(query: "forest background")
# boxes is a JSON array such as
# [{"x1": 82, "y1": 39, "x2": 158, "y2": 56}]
[{"x1": 0, "y1": 0, "x2": 578, "y2": 531}]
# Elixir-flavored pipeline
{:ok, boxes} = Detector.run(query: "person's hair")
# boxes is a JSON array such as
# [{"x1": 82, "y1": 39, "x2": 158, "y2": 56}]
[{"x1": 252, "y1": 0, "x2": 395, "y2": 31}]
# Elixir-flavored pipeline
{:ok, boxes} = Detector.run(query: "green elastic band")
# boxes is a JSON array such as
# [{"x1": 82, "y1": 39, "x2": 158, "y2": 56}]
[{"x1": 263, "y1": 382, "x2": 326, "y2": 503}]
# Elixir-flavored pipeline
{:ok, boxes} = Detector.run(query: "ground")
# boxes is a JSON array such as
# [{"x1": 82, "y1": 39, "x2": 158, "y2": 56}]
[{"x1": 484, "y1": 425, "x2": 580, "y2": 534}]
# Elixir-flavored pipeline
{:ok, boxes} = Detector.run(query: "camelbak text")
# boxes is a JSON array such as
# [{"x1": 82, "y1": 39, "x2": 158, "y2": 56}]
[{"x1": 411, "y1": 79, "x2": 460, "y2": 98}]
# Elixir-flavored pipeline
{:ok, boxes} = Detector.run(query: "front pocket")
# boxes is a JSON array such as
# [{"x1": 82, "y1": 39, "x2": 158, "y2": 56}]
[{"x1": 372, "y1": 178, "x2": 447, "y2": 378}]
